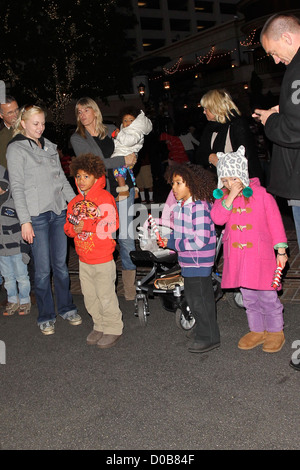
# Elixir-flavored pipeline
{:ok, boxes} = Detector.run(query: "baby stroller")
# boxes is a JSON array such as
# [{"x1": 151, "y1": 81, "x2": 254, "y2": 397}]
[{"x1": 130, "y1": 216, "x2": 227, "y2": 330}]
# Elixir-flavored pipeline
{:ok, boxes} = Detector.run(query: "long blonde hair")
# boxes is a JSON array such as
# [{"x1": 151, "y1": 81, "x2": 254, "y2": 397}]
[
  {"x1": 74, "y1": 97, "x2": 108, "y2": 139},
  {"x1": 200, "y1": 89, "x2": 241, "y2": 124},
  {"x1": 13, "y1": 105, "x2": 46, "y2": 138}
]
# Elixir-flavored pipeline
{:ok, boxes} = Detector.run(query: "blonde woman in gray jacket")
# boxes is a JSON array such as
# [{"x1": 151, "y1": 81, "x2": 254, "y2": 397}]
[{"x1": 6, "y1": 105, "x2": 81, "y2": 335}]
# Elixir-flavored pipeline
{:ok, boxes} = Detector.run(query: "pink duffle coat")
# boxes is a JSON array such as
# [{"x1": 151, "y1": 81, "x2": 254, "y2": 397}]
[{"x1": 211, "y1": 178, "x2": 287, "y2": 291}]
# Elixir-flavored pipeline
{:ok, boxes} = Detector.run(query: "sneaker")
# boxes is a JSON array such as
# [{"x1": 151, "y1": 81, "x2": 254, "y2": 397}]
[
  {"x1": 19, "y1": 303, "x2": 31, "y2": 316},
  {"x1": 3, "y1": 302, "x2": 19, "y2": 316},
  {"x1": 65, "y1": 312, "x2": 82, "y2": 326},
  {"x1": 39, "y1": 321, "x2": 55, "y2": 335}
]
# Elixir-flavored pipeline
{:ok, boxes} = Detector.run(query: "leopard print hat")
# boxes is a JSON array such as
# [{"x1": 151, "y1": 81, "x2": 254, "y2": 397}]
[{"x1": 216, "y1": 145, "x2": 249, "y2": 189}]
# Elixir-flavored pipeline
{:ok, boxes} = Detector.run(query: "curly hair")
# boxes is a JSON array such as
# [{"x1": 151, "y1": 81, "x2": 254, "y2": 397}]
[
  {"x1": 165, "y1": 164, "x2": 217, "y2": 203},
  {"x1": 69, "y1": 153, "x2": 106, "y2": 179}
]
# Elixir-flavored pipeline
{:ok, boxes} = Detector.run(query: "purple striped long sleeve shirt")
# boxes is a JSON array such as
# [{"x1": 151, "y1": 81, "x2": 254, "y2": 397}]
[{"x1": 166, "y1": 198, "x2": 216, "y2": 277}]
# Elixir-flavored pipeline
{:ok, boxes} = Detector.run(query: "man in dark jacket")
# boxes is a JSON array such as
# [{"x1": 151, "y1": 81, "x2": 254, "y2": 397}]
[
  {"x1": 253, "y1": 14, "x2": 300, "y2": 249},
  {"x1": 253, "y1": 14, "x2": 300, "y2": 372},
  {"x1": 0, "y1": 95, "x2": 19, "y2": 168}
]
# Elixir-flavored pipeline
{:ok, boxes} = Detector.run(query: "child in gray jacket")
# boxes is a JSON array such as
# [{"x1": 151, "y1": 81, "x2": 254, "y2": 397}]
[{"x1": 0, "y1": 165, "x2": 31, "y2": 316}]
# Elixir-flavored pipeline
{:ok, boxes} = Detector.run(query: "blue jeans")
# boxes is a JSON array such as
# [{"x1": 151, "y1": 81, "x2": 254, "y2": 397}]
[
  {"x1": 116, "y1": 187, "x2": 136, "y2": 270},
  {"x1": 292, "y1": 205, "x2": 300, "y2": 251},
  {"x1": 30, "y1": 210, "x2": 77, "y2": 325},
  {"x1": 0, "y1": 253, "x2": 31, "y2": 304}
]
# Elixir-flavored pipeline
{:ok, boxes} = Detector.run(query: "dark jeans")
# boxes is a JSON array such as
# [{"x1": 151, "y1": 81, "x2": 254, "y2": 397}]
[
  {"x1": 184, "y1": 276, "x2": 220, "y2": 344},
  {"x1": 31, "y1": 210, "x2": 77, "y2": 325}
]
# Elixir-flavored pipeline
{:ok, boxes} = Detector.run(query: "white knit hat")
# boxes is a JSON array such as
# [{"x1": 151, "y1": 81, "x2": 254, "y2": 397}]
[{"x1": 216, "y1": 145, "x2": 249, "y2": 189}]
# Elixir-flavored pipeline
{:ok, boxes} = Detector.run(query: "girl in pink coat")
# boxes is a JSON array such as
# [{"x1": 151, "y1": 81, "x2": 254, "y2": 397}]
[{"x1": 211, "y1": 146, "x2": 288, "y2": 353}]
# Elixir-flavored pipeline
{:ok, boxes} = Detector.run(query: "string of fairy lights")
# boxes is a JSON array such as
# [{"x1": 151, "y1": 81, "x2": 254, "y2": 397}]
[{"x1": 149, "y1": 28, "x2": 270, "y2": 82}]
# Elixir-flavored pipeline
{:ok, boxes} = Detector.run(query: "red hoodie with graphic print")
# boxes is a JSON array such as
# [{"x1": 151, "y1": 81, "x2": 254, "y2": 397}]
[{"x1": 64, "y1": 175, "x2": 119, "y2": 265}]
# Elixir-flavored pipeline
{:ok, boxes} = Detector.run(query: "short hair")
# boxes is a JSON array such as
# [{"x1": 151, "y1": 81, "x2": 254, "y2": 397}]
[
  {"x1": 200, "y1": 89, "x2": 240, "y2": 124},
  {"x1": 69, "y1": 153, "x2": 106, "y2": 179},
  {"x1": 0, "y1": 95, "x2": 16, "y2": 106},
  {"x1": 0, "y1": 95, "x2": 17, "y2": 113},
  {"x1": 74, "y1": 97, "x2": 108, "y2": 140},
  {"x1": 12, "y1": 104, "x2": 46, "y2": 137},
  {"x1": 261, "y1": 14, "x2": 300, "y2": 41}
]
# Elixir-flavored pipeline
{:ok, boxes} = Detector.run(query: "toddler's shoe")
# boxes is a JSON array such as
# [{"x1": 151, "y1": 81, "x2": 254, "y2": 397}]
[
  {"x1": 97, "y1": 334, "x2": 122, "y2": 349},
  {"x1": 87, "y1": 329, "x2": 103, "y2": 345},
  {"x1": 3, "y1": 302, "x2": 19, "y2": 316},
  {"x1": 115, "y1": 185, "x2": 129, "y2": 201},
  {"x1": 262, "y1": 331, "x2": 285, "y2": 353},
  {"x1": 19, "y1": 303, "x2": 31, "y2": 316},
  {"x1": 238, "y1": 331, "x2": 267, "y2": 350}
]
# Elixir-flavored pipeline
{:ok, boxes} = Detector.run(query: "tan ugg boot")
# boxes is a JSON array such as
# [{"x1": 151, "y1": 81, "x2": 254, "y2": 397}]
[
  {"x1": 238, "y1": 331, "x2": 267, "y2": 350},
  {"x1": 262, "y1": 331, "x2": 285, "y2": 353},
  {"x1": 122, "y1": 270, "x2": 136, "y2": 300},
  {"x1": 115, "y1": 185, "x2": 129, "y2": 202}
]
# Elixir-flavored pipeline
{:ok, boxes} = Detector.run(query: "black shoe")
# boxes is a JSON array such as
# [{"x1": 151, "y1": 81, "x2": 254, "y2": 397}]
[
  {"x1": 188, "y1": 340, "x2": 220, "y2": 353},
  {"x1": 289, "y1": 360, "x2": 300, "y2": 371}
]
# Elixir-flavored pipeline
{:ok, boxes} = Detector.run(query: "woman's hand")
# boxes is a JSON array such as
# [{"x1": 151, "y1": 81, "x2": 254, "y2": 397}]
[
  {"x1": 208, "y1": 153, "x2": 218, "y2": 167},
  {"x1": 21, "y1": 222, "x2": 35, "y2": 244},
  {"x1": 124, "y1": 153, "x2": 137, "y2": 167}
]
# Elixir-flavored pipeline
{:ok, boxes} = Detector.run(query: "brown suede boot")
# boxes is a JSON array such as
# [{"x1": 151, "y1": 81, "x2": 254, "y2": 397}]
[
  {"x1": 122, "y1": 270, "x2": 136, "y2": 300},
  {"x1": 238, "y1": 331, "x2": 267, "y2": 350},
  {"x1": 86, "y1": 329, "x2": 103, "y2": 345},
  {"x1": 262, "y1": 331, "x2": 285, "y2": 353}
]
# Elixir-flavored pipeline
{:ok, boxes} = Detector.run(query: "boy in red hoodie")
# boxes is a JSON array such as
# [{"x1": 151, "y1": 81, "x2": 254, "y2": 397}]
[{"x1": 64, "y1": 153, "x2": 123, "y2": 348}]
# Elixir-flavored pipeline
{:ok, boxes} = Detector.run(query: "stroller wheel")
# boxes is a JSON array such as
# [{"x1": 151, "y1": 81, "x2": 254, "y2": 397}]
[
  {"x1": 137, "y1": 298, "x2": 149, "y2": 326},
  {"x1": 175, "y1": 302, "x2": 195, "y2": 331},
  {"x1": 226, "y1": 290, "x2": 244, "y2": 309}
]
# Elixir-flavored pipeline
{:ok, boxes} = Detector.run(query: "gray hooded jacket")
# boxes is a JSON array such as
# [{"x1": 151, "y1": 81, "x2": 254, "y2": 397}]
[{"x1": 0, "y1": 165, "x2": 30, "y2": 262}]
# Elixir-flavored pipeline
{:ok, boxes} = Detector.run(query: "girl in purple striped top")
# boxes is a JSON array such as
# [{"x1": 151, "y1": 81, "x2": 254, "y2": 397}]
[{"x1": 160, "y1": 164, "x2": 220, "y2": 353}]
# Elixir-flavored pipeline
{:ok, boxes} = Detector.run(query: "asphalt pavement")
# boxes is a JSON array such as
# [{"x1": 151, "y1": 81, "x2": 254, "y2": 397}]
[{"x1": 0, "y1": 285, "x2": 299, "y2": 451}]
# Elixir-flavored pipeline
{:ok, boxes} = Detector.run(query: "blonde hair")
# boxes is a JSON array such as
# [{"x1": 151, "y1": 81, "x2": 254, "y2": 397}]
[
  {"x1": 200, "y1": 89, "x2": 241, "y2": 124},
  {"x1": 13, "y1": 105, "x2": 46, "y2": 138},
  {"x1": 74, "y1": 97, "x2": 108, "y2": 139}
]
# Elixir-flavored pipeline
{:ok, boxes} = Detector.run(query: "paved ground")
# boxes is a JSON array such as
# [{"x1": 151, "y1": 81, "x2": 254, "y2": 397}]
[
  {"x1": 0, "y1": 292, "x2": 299, "y2": 451},
  {"x1": 0, "y1": 203, "x2": 299, "y2": 451}
]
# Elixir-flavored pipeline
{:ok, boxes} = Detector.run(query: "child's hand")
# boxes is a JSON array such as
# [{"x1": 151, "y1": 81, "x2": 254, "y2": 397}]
[
  {"x1": 158, "y1": 238, "x2": 168, "y2": 248},
  {"x1": 73, "y1": 220, "x2": 84, "y2": 234},
  {"x1": 276, "y1": 252, "x2": 288, "y2": 269},
  {"x1": 229, "y1": 181, "x2": 244, "y2": 198}
]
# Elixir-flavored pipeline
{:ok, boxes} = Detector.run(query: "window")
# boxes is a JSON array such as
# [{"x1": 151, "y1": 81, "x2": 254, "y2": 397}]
[
  {"x1": 142, "y1": 38, "x2": 165, "y2": 51},
  {"x1": 170, "y1": 19, "x2": 190, "y2": 32},
  {"x1": 220, "y1": 3, "x2": 238, "y2": 15},
  {"x1": 194, "y1": 1, "x2": 213, "y2": 13},
  {"x1": 167, "y1": 0, "x2": 188, "y2": 11},
  {"x1": 140, "y1": 17, "x2": 163, "y2": 30},
  {"x1": 197, "y1": 20, "x2": 215, "y2": 31},
  {"x1": 138, "y1": 0, "x2": 160, "y2": 9}
]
